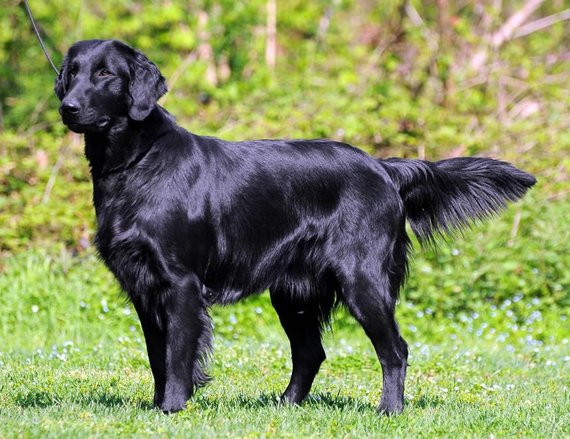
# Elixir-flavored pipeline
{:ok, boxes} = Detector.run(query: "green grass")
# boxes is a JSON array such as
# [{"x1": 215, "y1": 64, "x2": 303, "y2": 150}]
[
  {"x1": 2, "y1": 3, "x2": 569, "y2": 433},
  {"x1": 0, "y1": 239, "x2": 569, "y2": 437},
  {"x1": 1, "y1": 339, "x2": 569, "y2": 437}
]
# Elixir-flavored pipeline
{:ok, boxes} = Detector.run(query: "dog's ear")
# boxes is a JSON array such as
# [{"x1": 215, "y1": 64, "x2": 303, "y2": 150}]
[
  {"x1": 54, "y1": 56, "x2": 69, "y2": 101},
  {"x1": 128, "y1": 51, "x2": 167, "y2": 121}
]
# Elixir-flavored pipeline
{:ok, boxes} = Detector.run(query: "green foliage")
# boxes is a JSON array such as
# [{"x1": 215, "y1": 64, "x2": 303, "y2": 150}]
[
  {"x1": 0, "y1": 252, "x2": 568, "y2": 436},
  {"x1": 1, "y1": 0, "x2": 568, "y2": 171},
  {"x1": 402, "y1": 195, "x2": 570, "y2": 313},
  {"x1": 0, "y1": 131, "x2": 92, "y2": 251},
  {"x1": 1, "y1": 341, "x2": 568, "y2": 436},
  {"x1": 0, "y1": 2, "x2": 568, "y2": 433},
  {"x1": 0, "y1": 0, "x2": 568, "y2": 318}
]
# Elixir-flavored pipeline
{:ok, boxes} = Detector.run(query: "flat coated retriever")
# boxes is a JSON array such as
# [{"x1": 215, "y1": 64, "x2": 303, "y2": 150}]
[{"x1": 55, "y1": 39, "x2": 536, "y2": 414}]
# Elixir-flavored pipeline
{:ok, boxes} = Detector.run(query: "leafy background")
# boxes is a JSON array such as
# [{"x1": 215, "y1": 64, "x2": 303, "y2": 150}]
[
  {"x1": 1, "y1": 0, "x2": 568, "y2": 305},
  {"x1": 0, "y1": 1, "x2": 569, "y2": 436}
]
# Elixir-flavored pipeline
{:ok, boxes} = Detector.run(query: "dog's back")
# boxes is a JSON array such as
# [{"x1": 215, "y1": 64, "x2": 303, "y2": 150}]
[{"x1": 55, "y1": 39, "x2": 535, "y2": 414}]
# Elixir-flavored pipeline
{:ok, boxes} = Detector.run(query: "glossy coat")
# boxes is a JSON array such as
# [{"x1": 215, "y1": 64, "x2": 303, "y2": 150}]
[{"x1": 55, "y1": 39, "x2": 536, "y2": 414}]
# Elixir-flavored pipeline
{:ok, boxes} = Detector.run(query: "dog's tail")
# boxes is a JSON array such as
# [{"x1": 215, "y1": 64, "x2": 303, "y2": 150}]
[{"x1": 379, "y1": 157, "x2": 536, "y2": 243}]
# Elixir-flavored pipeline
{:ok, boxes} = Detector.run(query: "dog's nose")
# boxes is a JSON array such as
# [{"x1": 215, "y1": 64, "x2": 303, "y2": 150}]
[{"x1": 60, "y1": 100, "x2": 80, "y2": 115}]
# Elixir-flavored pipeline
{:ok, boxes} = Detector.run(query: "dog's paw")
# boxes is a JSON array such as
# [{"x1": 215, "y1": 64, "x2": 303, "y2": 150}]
[
  {"x1": 377, "y1": 399, "x2": 404, "y2": 416},
  {"x1": 160, "y1": 394, "x2": 188, "y2": 414},
  {"x1": 279, "y1": 391, "x2": 305, "y2": 406}
]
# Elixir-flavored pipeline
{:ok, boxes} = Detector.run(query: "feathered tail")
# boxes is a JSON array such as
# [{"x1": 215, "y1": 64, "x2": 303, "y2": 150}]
[{"x1": 379, "y1": 157, "x2": 536, "y2": 243}]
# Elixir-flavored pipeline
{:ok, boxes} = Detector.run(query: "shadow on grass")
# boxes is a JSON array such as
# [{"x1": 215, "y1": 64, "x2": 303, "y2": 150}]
[
  {"x1": 15, "y1": 385, "x2": 445, "y2": 414},
  {"x1": 192, "y1": 391, "x2": 376, "y2": 413},
  {"x1": 14, "y1": 389, "x2": 154, "y2": 411},
  {"x1": 15, "y1": 388, "x2": 444, "y2": 413},
  {"x1": 15, "y1": 388, "x2": 377, "y2": 413},
  {"x1": 410, "y1": 393, "x2": 445, "y2": 410}
]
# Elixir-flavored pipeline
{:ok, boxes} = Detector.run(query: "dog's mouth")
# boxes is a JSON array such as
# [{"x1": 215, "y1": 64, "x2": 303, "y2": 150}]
[
  {"x1": 64, "y1": 116, "x2": 111, "y2": 133},
  {"x1": 96, "y1": 117, "x2": 111, "y2": 128}
]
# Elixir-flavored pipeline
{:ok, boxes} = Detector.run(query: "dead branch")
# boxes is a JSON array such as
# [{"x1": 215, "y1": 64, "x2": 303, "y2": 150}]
[
  {"x1": 41, "y1": 134, "x2": 80, "y2": 204},
  {"x1": 507, "y1": 209, "x2": 522, "y2": 247},
  {"x1": 471, "y1": 0, "x2": 545, "y2": 71},
  {"x1": 514, "y1": 8, "x2": 570, "y2": 39},
  {"x1": 162, "y1": 52, "x2": 197, "y2": 105},
  {"x1": 265, "y1": 0, "x2": 277, "y2": 70},
  {"x1": 197, "y1": 10, "x2": 218, "y2": 86}
]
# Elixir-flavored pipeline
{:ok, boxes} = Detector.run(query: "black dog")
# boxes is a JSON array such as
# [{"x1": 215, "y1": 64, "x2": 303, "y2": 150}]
[{"x1": 55, "y1": 39, "x2": 535, "y2": 414}]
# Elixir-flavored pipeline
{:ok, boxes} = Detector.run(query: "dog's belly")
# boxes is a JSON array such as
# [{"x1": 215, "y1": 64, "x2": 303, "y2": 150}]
[{"x1": 203, "y1": 251, "x2": 333, "y2": 306}]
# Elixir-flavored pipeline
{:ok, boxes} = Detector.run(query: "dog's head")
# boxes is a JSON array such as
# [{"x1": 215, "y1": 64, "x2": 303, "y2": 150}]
[{"x1": 55, "y1": 40, "x2": 167, "y2": 133}]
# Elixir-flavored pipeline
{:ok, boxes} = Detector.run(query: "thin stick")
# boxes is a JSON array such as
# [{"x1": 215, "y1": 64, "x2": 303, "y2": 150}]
[
  {"x1": 265, "y1": 0, "x2": 277, "y2": 70},
  {"x1": 507, "y1": 210, "x2": 522, "y2": 247},
  {"x1": 471, "y1": 0, "x2": 545, "y2": 70},
  {"x1": 41, "y1": 134, "x2": 79, "y2": 204},
  {"x1": 514, "y1": 8, "x2": 570, "y2": 39}
]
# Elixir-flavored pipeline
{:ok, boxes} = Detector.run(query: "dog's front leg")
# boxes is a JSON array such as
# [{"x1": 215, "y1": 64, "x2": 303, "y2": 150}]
[
  {"x1": 132, "y1": 297, "x2": 167, "y2": 408},
  {"x1": 161, "y1": 277, "x2": 212, "y2": 413},
  {"x1": 133, "y1": 275, "x2": 212, "y2": 413}
]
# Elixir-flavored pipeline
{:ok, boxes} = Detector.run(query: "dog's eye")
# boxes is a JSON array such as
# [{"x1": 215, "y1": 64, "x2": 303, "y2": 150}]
[
  {"x1": 98, "y1": 69, "x2": 113, "y2": 77},
  {"x1": 69, "y1": 68, "x2": 78, "y2": 77}
]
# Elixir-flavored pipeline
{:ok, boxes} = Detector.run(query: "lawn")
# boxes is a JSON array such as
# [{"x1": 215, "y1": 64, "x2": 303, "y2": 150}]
[{"x1": 1, "y1": 199, "x2": 569, "y2": 437}]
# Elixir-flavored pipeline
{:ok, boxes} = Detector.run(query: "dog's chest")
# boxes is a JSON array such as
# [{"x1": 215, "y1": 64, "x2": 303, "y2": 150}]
[{"x1": 93, "y1": 181, "x2": 169, "y2": 298}]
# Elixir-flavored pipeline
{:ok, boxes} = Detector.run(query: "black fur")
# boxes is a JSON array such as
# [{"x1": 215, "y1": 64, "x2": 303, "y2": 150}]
[
  {"x1": 55, "y1": 39, "x2": 536, "y2": 415},
  {"x1": 381, "y1": 158, "x2": 537, "y2": 243}
]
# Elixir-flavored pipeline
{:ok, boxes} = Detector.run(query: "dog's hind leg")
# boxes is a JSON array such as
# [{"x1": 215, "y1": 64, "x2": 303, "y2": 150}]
[
  {"x1": 339, "y1": 242, "x2": 409, "y2": 415},
  {"x1": 270, "y1": 289, "x2": 333, "y2": 404}
]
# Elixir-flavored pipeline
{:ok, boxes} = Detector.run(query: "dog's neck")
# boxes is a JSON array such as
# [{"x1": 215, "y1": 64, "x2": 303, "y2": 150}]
[{"x1": 84, "y1": 106, "x2": 174, "y2": 179}]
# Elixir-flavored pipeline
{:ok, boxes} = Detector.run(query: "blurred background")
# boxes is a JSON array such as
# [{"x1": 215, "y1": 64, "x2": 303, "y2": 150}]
[
  {"x1": 0, "y1": 0, "x2": 568, "y2": 347},
  {"x1": 0, "y1": 2, "x2": 569, "y2": 434}
]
